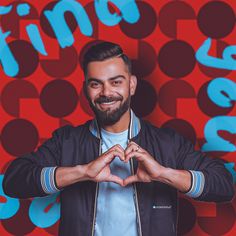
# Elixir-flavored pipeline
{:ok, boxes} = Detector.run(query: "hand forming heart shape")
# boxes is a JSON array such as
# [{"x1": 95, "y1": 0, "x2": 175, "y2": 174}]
[{"x1": 84, "y1": 141, "x2": 165, "y2": 186}]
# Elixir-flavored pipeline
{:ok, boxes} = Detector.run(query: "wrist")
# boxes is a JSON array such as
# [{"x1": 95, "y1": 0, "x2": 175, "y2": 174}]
[
  {"x1": 75, "y1": 164, "x2": 88, "y2": 181},
  {"x1": 156, "y1": 167, "x2": 172, "y2": 183},
  {"x1": 156, "y1": 168, "x2": 192, "y2": 192}
]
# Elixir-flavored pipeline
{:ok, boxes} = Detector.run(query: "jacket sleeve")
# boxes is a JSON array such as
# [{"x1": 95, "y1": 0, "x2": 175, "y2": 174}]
[
  {"x1": 174, "y1": 131, "x2": 235, "y2": 203},
  {"x1": 3, "y1": 125, "x2": 70, "y2": 199}
]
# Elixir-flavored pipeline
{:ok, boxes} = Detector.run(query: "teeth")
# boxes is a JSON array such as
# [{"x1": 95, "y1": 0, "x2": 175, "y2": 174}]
[{"x1": 101, "y1": 101, "x2": 115, "y2": 104}]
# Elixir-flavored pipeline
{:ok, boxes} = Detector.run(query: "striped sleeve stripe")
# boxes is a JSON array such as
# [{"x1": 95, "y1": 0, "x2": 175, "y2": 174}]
[
  {"x1": 41, "y1": 167, "x2": 60, "y2": 194},
  {"x1": 185, "y1": 170, "x2": 205, "y2": 198}
]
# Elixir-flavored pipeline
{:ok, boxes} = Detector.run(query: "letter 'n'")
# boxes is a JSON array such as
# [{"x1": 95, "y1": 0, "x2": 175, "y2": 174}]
[{"x1": 44, "y1": 0, "x2": 93, "y2": 48}]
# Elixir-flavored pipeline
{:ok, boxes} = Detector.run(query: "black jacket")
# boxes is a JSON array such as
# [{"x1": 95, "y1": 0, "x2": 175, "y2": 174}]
[{"x1": 3, "y1": 118, "x2": 235, "y2": 236}]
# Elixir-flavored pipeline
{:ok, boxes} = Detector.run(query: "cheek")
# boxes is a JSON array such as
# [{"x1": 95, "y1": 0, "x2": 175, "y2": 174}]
[
  {"x1": 86, "y1": 90, "x2": 96, "y2": 103},
  {"x1": 87, "y1": 88, "x2": 97, "y2": 98},
  {"x1": 122, "y1": 85, "x2": 131, "y2": 97},
  {"x1": 117, "y1": 83, "x2": 130, "y2": 95},
  {"x1": 122, "y1": 87, "x2": 131, "y2": 97},
  {"x1": 114, "y1": 88, "x2": 126, "y2": 98}
]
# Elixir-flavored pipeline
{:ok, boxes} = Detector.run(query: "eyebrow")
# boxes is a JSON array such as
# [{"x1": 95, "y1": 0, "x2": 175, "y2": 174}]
[{"x1": 87, "y1": 75, "x2": 126, "y2": 84}]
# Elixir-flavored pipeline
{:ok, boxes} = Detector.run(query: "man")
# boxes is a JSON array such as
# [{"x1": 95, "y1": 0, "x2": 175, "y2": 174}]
[{"x1": 3, "y1": 42, "x2": 235, "y2": 236}]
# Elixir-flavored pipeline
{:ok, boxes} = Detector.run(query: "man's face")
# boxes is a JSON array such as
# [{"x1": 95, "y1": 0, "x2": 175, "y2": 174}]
[{"x1": 85, "y1": 57, "x2": 137, "y2": 126}]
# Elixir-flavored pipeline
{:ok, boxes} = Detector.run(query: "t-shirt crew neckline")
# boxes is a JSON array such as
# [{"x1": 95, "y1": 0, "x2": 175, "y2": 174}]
[{"x1": 100, "y1": 128, "x2": 129, "y2": 136}]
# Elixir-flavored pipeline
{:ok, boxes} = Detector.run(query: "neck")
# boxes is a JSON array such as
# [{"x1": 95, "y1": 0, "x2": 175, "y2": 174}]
[{"x1": 101, "y1": 109, "x2": 131, "y2": 133}]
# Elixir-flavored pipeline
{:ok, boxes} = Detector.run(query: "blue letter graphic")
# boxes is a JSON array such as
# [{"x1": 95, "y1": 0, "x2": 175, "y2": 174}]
[
  {"x1": 95, "y1": 0, "x2": 140, "y2": 26},
  {"x1": 44, "y1": 0, "x2": 93, "y2": 48}
]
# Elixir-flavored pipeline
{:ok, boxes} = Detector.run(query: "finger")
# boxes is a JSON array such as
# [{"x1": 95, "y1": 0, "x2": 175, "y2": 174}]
[
  {"x1": 104, "y1": 144, "x2": 123, "y2": 156},
  {"x1": 112, "y1": 150, "x2": 125, "y2": 161},
  {"x1": 125, "y1": 151, "x2": 145, "y2": 163},
  {"x1": 127, "y1": 141, "x2": 140, "y2": 148},
  {"x1": 124, "y1": 144, "x2": 134, "y2": 156},
  {"x1": 108, "y1": 145, "x2": 125, "y2": 161},
  {"x1": 125, "y1": 142, "x2": 142, "y2": 157},
  {"x1": 104, "y1": 150, "x2": 125, "y2": 164},
  {"x1": 110, "y1": 144, "x2": 124, "y2": 153},
  {"x1": 111, "y1": 149, "x2": 125, "y2": 161},
  {"x1": 94, "y1": 150, "x2": 120, "y2": 170},
  {"x1": 128, "y1": 141, "x2": 137, "y2": 146},
  {"x1": 113, "y1": 144, "x2": 124, "y2": 152},
  {"x1": 126, "y1": 141, "x2": 137, "y2": 150},
  {"x1": 107, "y1": 174, "x2": 124, "y2": 186},
  {"x1": 123, "y1": 175, "x2": 139, "y2": 186}
]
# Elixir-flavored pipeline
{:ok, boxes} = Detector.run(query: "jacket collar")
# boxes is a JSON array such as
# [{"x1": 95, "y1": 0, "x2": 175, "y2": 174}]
[{"x1": 89, "y1": 109, "x2": 141, "y2": 140}]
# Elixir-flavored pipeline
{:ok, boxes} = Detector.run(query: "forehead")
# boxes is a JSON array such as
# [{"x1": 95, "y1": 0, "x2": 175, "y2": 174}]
[{"x1": 86, "y1": 57, "x2": 129, "y2": 79}]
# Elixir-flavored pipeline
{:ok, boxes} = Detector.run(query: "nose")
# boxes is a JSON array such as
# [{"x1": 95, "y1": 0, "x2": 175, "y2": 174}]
[{"x1": 100, "y1": 82, "x2": 112, "y2": 97}]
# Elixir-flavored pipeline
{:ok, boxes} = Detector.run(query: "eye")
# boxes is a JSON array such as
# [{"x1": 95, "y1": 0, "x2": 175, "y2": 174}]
[
  {"x1": 112, "y1": 80, "x2": 122, "y2": 86},
  {"x1": 89, "y1": 81, "x2": 101, "y2": 88}
]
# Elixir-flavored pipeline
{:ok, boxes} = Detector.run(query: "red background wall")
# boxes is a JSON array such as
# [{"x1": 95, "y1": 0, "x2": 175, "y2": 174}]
[{"x1": 0, "y1": 0, "x2": 236, "y2": 235}]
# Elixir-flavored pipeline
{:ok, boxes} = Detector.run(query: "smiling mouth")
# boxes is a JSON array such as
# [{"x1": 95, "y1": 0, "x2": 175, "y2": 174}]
[{"x1": 97, "y1": 100, "x2": 119, "y2": 109}]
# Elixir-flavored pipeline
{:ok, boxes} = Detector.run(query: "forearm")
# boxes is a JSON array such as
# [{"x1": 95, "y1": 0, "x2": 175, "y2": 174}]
[
  {"x1": 3, "y1": 158, "x2": 46, "y2": 198},
  {"x1": 157, "y1": 168, "x2": 191, "y2": 192},
  {"x1": 55, "y1": 165, "x2": 87, "y2": 189}
]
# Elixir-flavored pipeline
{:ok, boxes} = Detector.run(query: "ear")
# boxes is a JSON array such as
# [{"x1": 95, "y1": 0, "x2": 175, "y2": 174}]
[{"x1": 130, "y1": 75, "x2": 137, "y2": 96}]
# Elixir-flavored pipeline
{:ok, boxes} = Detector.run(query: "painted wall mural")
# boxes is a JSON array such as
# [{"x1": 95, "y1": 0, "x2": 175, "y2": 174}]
[{"x1": 0, "y1": 0, "x2": 236, "y2": 235}]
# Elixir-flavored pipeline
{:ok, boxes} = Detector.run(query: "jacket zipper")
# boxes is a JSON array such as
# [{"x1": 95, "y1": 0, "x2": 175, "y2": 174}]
[
  {"x1": 130, "y1": 157, "x2": 143, "y2": 236},
  {"x1": 91, "y1": 139, "x2": 102, "y2": 236},
  {"x1": 91, "y1": 182, "x2": 98, "y2": 236}
]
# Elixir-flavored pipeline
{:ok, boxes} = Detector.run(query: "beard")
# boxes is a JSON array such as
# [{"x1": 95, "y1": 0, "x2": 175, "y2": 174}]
[{"x1": 88, "y1": 94, "x2": 131, "y2": 126}]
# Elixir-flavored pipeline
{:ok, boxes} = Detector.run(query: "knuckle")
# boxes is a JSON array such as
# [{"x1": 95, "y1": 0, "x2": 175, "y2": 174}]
[{"x1": 103, "y1": 151, "x2": 110, "y2": 158}]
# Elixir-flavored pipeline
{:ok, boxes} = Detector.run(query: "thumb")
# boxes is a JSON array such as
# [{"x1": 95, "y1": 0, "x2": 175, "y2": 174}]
[
  {"x1": 123, "y1": 175, "x2": 139, "y2": 186},
  {"x1": 107, "y1": 174, "x2": 124, "y2": 186}
]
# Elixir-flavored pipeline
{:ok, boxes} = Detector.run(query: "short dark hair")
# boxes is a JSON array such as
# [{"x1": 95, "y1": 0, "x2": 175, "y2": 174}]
[{"x1": 82, "y1": 41, "x2": 132, "y2": 76}]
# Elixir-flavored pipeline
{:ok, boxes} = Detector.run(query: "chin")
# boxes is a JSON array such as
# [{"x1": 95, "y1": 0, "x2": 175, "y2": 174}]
[
  {"x1": 94, "y1": 106, "x2": 127, "y2": 126},
  {"x1": 89, "y1": 96, "x2": 131, "y2": 125}
]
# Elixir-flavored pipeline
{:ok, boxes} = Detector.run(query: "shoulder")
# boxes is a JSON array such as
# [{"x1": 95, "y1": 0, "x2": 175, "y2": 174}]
[
  {"x1": 139, "y1": 119, "x2": 192, "y2": 149},
  {"x1": 140, "y1": 119, "x2": 177, "y2": 140},
  {"x1": 51, "y1": 120, "x2": 92, "y2": 140}
]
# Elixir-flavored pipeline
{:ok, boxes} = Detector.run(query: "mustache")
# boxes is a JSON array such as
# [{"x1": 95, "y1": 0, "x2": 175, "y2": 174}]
[{"x1": 95, "y1": 96, "x2": 122, "y2": 104}]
